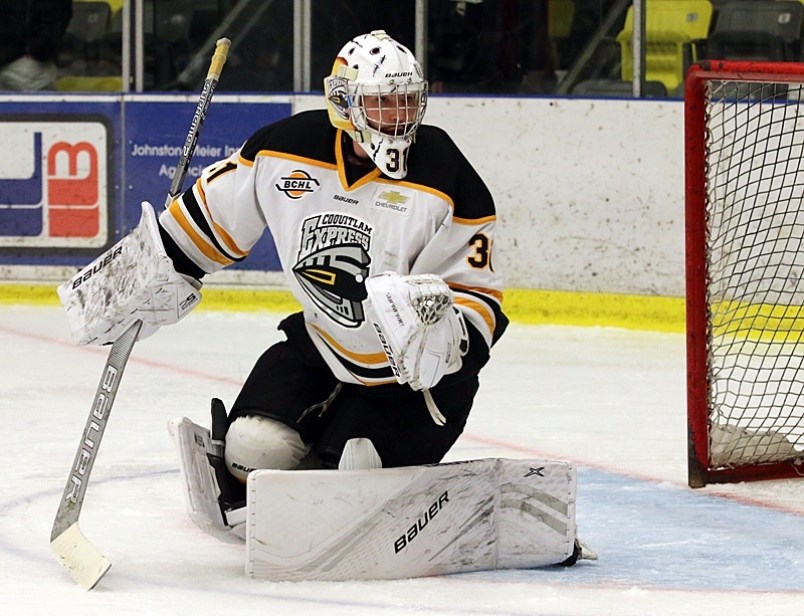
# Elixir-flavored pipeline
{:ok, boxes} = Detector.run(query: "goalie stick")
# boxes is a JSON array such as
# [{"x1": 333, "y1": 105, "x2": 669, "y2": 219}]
[{"x1": 50, "y1": 37, "x2": 231, "y2": 591}]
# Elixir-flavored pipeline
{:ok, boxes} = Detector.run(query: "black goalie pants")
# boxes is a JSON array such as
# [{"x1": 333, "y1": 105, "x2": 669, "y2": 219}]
[{"x1": 228, "y1": 312, "x2": 480, "y2": 469}]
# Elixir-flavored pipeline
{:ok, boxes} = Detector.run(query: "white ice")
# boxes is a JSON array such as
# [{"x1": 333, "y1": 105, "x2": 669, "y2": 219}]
[{"x1": 1, "y1": 305, "x2": 803, "y2": 616}]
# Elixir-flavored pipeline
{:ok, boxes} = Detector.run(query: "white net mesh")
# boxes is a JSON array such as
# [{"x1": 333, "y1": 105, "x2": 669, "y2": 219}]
[{"x1": 704, "y1": 79, "x2": 804, "y2": 467}]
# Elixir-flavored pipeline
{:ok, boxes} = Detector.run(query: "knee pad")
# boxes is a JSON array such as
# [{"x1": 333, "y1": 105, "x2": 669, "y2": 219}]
[{"x1": 224, "y1": 415, "x2": 310, "y2": 482}]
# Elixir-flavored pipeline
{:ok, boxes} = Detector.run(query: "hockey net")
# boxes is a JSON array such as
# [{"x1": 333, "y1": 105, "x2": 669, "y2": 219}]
[{"x1": 686, "y1": 60, "x2": 804, "y2": 487}]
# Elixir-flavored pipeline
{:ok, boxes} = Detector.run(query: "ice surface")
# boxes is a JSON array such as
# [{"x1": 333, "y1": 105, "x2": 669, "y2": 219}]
[{"x1": 1, "y1": 305, "x2": 802, "y2": 616}]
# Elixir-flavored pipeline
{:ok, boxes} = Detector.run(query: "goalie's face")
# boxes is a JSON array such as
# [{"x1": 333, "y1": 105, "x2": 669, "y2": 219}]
[{"x1": 355, "y1": 84, "x2": 426, "y2": 139}]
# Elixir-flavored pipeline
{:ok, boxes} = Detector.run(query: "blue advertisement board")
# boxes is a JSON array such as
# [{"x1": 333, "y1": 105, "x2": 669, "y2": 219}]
[
  {"x1": 0, "y1": 94, "x2": 291, "y2": 272},
  {"x1": 0, "y1": 99, "x2": 121, "y2": 265}
]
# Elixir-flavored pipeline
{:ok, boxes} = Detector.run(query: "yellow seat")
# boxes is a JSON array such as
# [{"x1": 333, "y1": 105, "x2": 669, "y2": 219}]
[
  {"x1": 617, "y1": 0, "x2": 713, "y2": 94},
  {"x1": 55, "y1": 75, "x2": 123, "y2": 92},
  {"x1": 57, "y1": 0, "x2": 123, "y2": 92},
  {"x1": 548, "y1": 0, "x2": 576, "y2": 70},
  {"x1": 548, "y1": 0, "x2": 575, "y2": 41}
]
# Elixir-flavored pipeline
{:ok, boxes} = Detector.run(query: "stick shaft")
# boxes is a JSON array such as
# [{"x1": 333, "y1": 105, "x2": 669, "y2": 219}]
[
  {"x1": 51, "y1": 321, "x2": 141, "y2": 539},
  {"x1": 165, "y1": 38, "x2": 231, "y2": 208}
]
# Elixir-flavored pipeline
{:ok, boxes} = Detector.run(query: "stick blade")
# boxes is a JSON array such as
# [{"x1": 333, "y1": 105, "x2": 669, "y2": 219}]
[{"x1": 50, "y1": 522, "x2": 111, "y2": 590}]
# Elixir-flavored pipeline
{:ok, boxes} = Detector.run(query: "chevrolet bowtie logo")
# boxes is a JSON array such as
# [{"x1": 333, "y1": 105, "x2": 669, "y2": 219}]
[
  {"x1": 524, "y1": 467, "x2": 545, "y2": 477},
  {"x1": 378, "y1": 190, "x2": 408, "y2": 205}
]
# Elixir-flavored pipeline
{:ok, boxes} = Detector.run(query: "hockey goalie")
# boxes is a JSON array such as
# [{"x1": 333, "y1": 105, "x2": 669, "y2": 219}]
[{"x1": 60, "y1": 30, "x2": 594, "y2": 581}]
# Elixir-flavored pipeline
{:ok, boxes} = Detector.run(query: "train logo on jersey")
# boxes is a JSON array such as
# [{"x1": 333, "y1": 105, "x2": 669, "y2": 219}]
[
  {"x1": 293, "y1": 212, "x2": 373, "y2": 327},
  {"x1": 0, "y1": 119, "x2": 109, "y2": 249},
  {"x1": 275, "y1": 170, "x2": 321, "y2": 200}
]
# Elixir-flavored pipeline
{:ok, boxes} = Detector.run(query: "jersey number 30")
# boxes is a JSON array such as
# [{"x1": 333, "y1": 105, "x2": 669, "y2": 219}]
[
  {"x1": 386, "y1": 148, "x2": 409, "y2": 174},
  {"x1": 468, "y1": 233, "x2": 492, "y2": 269}
]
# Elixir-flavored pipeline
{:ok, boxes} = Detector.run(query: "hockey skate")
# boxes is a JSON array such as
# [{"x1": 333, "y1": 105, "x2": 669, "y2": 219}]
[
  {"x1": 558, "y1": 537, "x2": 599, "y2": 566},
  {"x1": 168, "y1": 399, "x2": 247, "y2": 542}
]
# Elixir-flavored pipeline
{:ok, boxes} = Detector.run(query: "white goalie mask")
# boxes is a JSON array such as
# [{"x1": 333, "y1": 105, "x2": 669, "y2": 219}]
[{"x1": 324, "y1": 30, "x2": 428, "y2": 179}]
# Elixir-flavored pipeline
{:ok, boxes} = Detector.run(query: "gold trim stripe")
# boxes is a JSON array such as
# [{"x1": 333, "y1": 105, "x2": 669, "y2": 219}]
[
  {"x1": 168, "y1": 201, "x2": 234, "y2": 266},
  {"x1": 195, "y1": 183, "x2": 249, "y2": 258},
  {"x1": 258, "y1": 149, "x2": 339, "y2": 171},
  {"x1": 375, "y1": 177, "x2": 454, "y2": 207},
  {"x1": 309, "y1": 323, "x2": 388, "y2": 364},
  {"x1": 448, "y1": 281, "x2": 503, "y2": 303},
  {"x1": 453, "y1": 214, "x2": 496, "y2": 225},
  {"x1": 455, "y1": 296, "x2": 496, "y2": 334}
]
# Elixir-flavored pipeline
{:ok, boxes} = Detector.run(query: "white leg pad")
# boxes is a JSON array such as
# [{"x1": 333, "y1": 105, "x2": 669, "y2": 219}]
[
  {"x1": 167, "y1": 417, "x2": 245, "y2": 543},
  {"x1": 245, "y1": 458, "x2": 579, "y2": 581}
]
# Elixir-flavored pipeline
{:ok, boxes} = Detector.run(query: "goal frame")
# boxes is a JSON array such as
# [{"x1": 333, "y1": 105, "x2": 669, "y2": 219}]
[{"x1": 686, "y1": 60, "x2": 804, "y2": 488}]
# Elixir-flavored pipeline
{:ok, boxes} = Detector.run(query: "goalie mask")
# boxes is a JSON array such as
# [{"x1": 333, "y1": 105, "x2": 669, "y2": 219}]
[{"x1": 324, "y1": 30, "x2": 428, "y2": 179}]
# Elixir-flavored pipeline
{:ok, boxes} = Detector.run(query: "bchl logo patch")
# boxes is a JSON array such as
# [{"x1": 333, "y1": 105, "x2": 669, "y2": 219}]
[{"x1": 275, "y1": 169, "x2": 321, "y2": 200}]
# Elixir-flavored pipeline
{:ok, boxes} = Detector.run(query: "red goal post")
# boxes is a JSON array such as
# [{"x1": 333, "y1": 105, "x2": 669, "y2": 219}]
[{"x1": 686, "y1": 60, "x2": 804, "y2": 488}]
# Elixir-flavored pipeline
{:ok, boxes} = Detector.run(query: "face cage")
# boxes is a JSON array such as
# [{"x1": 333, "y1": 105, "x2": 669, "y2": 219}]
[{"x1": 348, "y1": 81, "x2": 428, "y2": 139}]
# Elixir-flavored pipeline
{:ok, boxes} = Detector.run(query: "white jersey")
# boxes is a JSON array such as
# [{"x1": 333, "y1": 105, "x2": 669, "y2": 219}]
[{"x1": 160, "y1": 110, "x2": 506, "y2": 385}]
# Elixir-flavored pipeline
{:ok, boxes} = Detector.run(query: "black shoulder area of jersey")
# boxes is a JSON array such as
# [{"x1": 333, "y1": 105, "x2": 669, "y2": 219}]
[
  {"x1": 239, "y1": 109, "x2": 336, "y2": 165},
  {"x1": 404, "y1": 125, "x2": 495, "y2": 220}
]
